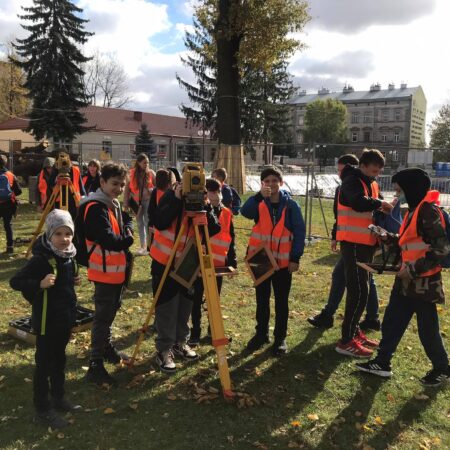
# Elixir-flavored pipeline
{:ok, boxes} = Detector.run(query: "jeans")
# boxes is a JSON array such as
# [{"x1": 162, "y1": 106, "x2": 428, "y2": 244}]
[
  {"x1": 137, "y1": 198, "x2": 150, "y2": 248},
  {"x1": 376, "y1": 286, "x2": 449, "y2": 370},
  {"x1": 324, "y1": 255, "x2": 379, "y2": 320}
]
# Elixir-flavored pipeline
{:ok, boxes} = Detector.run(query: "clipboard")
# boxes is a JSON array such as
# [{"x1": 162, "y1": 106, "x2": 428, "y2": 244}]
[
  {"x1": 245, "y1": 244, "x2": 279, "y2": 286},
  {"x1": 169, "y1": 239, "x2": 200, "y2": 289}
]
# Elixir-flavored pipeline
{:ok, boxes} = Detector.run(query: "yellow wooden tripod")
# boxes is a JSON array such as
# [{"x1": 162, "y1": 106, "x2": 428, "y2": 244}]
[
  {"x1": 26, "y1": 175, "x2": 80, "y2": 257},
  {"x1": 128, "y1": 210, "x2": 234, "y2": 399}
]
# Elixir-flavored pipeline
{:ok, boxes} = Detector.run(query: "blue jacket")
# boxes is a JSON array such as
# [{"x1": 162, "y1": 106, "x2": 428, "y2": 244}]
[{"x1": 241, "y1": 190, "x2": 305, "y2": 263}]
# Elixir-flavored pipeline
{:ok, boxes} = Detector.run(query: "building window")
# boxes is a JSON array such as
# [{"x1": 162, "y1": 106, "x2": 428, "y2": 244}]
[
  {"x1": 363, "y1": 112, "x2": 371, "y2": 123},
  {"x1": 364, "y1": 131, "x2": 371, "y2": 142},
  {"x1": 11, "y1": 140, "x2": 22, "y2": 152},
  {"x1": 298, "y1": 116, "x2": 304, "y2": 126},
  {"x1": 351, "y1": 112, "x2": 359, "y2": 124},
  {"x1": 394, "y1": 132, "x2": 400, "y2": 142},
  {"x1": 381, "y1": 109, "x2": 389, "y2": 121},
  {"x1": 381, "y1": 134, "x2": 387, "y2": 142},
  {"x1": 352, "y1": 132, "x2": 358, "y2": 142},
  {"x1": 102, "y1": 140, "x2": 112, "y2": 153},
  {"x1": 394, "y1": 110, "x2": 401, "y2": 121}
]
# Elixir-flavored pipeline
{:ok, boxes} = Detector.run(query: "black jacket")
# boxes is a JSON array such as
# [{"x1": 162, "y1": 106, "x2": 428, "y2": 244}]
[
  {"x1": 83, "y1": 173, "x2": 101, "y2": 194},
  {"x1": 10, "y1": 236, "x2": 77, "y2": 333},
  {"x1": 339, "y1": 166, "x2": 382, "y2": 212},
  {"x1": 0, "y1": 169, "x2": 22, "y2": 217}
]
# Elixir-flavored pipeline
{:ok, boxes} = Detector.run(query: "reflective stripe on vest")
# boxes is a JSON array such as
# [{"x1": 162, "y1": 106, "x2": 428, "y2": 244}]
[
  {"x1": 129, "y1": 168, "x2": 154, "y2": 203},
  {"x1": 247, "y1": 201, "x2": 292, "y2": 269},
  {"x1": 210, "y1": 207, "x2": 232, "y2": 267},
  {"x1": 84, "y1": 202, "x2": 126, "y2": 284},
  {"x1": 336, "y1": 179, "x2": 378, "y2": 245},
  {"x1": 398, "y1": 190, "x2": 444, "y2": 277}
]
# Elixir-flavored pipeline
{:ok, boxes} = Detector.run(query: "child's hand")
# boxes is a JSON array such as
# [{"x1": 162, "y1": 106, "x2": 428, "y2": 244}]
[
  {"x1": 288, "y1": 262, "x2": 299, "y2": 273},
  {"x1": 260, "y1": 183, "x2": 271, "y2": 198},
  {"x1": 74, "y1": 275, "x2": 81, "y2": 286},
  {"x1": 40, "y1": 274, "x2": 56, "y2": 289}
]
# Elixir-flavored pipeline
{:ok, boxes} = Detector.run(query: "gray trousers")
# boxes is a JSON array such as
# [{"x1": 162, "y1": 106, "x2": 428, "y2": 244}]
[
  {"x1": 137, "y1": 198, "x2": 150, "y2": 248},
  {"x1": 155, "y1": 291, "x2": 193, "y2": 353},
  {"x1": 90, "y1": 282, "x2": 123, "y2": 361}
]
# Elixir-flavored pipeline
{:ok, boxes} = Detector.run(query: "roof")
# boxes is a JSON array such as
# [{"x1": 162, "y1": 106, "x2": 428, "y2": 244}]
[
  {"x1": 290, "y1": 86, "x2": 421, "y2": 105},
  {"x1": 0, "y1": 105, "x2": 204, "y2": 137}
]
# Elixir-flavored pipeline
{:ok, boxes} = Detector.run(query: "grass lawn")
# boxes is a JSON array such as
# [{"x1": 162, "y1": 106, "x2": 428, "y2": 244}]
[{"x1": 0, "y1": 192, "x2": 449, "y2": 450}]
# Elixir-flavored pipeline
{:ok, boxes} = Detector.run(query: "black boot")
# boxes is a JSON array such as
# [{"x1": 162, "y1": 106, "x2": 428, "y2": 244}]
[
  {"x1": 85, "y1": 359, "x2": 115, "y2": 386},
  {"x1": 246, "y1": 334, "x2": 270, "y2": 352},
  {"x1": 272, "y1": 339, "x2": 288, "y2": 356},
  {"x1": 104, "y1": 344, "x2": 129, "y2": 365},
  {"x1": 307, "y1": 310, "x2": 334, "y2": 329},
  {"x1": 359, "y1": 317, "x2": 381, "y2": 332},
  {"x1": 34, "y1": 409, "x2": 68, "y2": 429}
]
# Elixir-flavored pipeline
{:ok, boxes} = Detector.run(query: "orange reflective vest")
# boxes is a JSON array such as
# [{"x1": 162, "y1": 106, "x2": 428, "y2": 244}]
[
  {"x1": 0, "y1": 171, "x2": 15, "y2": 204},
  {"x1": 156, "y1": 189, "x2": 164, "y2": 205},
  {"x1": 247, "y1": 201, "x2": 292, "y2": 269},
  {"x1": 210, "y1": 206, "x2": 232, "y2": 267},
  {"x1": 84, "y1": 202, "x2": 126, "y2": 284},
  {"x1": 399, "y1": 190, "x2": 444, "y2": 278},
  {"x1": 82, "y1": 175, "x2": 87, "y2": 186},
  {"x1": 129, "y1": 168, "x2": 154, "y2": 204},
  {"x1": 150, "y1": 213, "x2": 194, "y2": 265},
  {"x1": 38, "y1": 170, "x2": 50, "y2": 205},
  {"x1": 336, "y1": 180, "x2": 379, "y2": 246}
]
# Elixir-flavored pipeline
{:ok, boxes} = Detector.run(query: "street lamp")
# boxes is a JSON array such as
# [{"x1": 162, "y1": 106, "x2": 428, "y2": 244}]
[{"x1": 197, "y1": 122, "x2": 211, "y2": 166}]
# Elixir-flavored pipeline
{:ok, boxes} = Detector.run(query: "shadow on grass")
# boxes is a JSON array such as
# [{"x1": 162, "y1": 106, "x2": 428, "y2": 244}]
[{"x1": 312, "y1": 253, "x2": 340, "y2": 267}]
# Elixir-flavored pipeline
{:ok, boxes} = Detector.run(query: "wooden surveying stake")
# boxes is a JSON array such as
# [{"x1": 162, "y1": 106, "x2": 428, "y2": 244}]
[{"x1": 128, "y1": 210, "x2": 234, "y2": 400}]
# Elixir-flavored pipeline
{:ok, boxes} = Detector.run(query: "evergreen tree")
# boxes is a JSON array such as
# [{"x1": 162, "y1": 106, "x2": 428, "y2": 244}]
[
  {"x1": 14, "y1": 0, "x2": 92, "y2": 142},
  {"x1": 430, "y1": 104, "x2": 450, "y2": 162},
  {"x1": 135, "y1": 123, "x2": 156, "y2": 159}
]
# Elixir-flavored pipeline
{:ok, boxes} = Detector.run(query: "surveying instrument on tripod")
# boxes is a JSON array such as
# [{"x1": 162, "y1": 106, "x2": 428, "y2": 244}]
[
  {"x1": 26, "y1": 152, "x2": 81, "y2": 257},
  {"x1": 128, "y1": 163, "x2": 234, "y2": 399}
]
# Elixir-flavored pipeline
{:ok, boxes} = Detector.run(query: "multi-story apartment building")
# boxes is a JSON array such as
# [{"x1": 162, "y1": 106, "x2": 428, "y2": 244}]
[{"x1": 291, "y1": 83, "x2": 426, "y2": 148}]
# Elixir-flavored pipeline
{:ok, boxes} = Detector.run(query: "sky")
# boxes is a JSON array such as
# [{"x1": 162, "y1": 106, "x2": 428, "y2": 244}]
[{"x1": 0, "y1": 0, "x2": 449, "y2": 137}]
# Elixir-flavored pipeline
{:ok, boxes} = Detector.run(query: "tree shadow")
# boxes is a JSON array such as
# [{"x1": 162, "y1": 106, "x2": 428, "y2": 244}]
[{"x1": 312, "y1": 253, "x2": 339, "y2": 267}]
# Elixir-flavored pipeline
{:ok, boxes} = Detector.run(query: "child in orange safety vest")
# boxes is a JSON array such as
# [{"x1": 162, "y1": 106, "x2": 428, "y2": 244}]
[
  {"x1": 188, "y1": 178, "x2": 237, "y2": 347},
  {"x1": 241, "y1": 166, "x2": 305, "y2": 356}
]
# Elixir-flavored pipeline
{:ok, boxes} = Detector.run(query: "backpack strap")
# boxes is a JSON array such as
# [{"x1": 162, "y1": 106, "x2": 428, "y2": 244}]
[{"x1": 41, "y1": 257, "x2": 57, "y2": 336}]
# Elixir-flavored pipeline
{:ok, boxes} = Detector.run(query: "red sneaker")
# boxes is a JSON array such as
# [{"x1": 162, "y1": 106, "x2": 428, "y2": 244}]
[
  {"x1": 355, "y1": 329, "x2": 379, "y2": 349},
  {"x1": 335, "y1": 338, "x2": 373, "y2": 358}
]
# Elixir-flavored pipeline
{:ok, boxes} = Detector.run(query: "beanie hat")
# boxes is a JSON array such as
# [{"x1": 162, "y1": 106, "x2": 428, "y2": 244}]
[
  {"x1": 391, "y1": 168, "x2": 431, "y2": 209},
  {"x1": 45, "y1": 209, "x2": 74, "y2": 239}
]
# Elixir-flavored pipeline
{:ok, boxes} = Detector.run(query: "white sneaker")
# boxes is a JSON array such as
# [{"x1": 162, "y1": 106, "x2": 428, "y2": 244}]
[
  {"x1": 135, "y1": 247, "x2": 148, "y2": 256},
  {"x1": 172, "y1": 343, "x2": 199, "y2": 361},
  {"x1": 156, "y1": 350, "x2": 176, "y2": 374}
]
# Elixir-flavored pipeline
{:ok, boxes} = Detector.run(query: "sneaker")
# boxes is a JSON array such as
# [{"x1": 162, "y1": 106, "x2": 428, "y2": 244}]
[
  {"x1": 172, "y1": 343, "x2": 199, "y2": 361},
  {"x1": 355, "y1": 329, "x2": 379, "y2": 349},
  {"x1": 51, "y1": 398, "x2": 82, "y2": 412},
  {"x1": 335, "y1": 338, "x2": 373, "y2": 358},
  {"x1": 104, "y1": 344, "x2": 130, "y2": 365},
  {"x1": 359, "y1": 318, "x2": 381, "y2": 332},
  {"x1": 188, "y1": 328, "x2": 201, "y2": 347},
  {"x1": 85, "y1": 360, "x2": 116, "y2": 386},
  {"x1": 34, "y1": 409, "x2": 69, "y2": 429},
  {"x1": 420, "y1": 366, "x2": 450, "y2": 387},
  {"x1": 246, "y1": 334, "x2": 270, "y2": 352},
  {"x1": 307, "y1": 310, "x2": 334, "y2": 329},
  {"x1": 355, "y1": 359, "x2": 393, "y2": 378},
  {"x1": 272, "y1": 340, "x2": 288, "y2": 356},
  {"x1": 135, "y1": 247, "x2": 148, "y2": 256},
  {"x1": 156, "y1": 350, "x2": 177, "y2": 374}
]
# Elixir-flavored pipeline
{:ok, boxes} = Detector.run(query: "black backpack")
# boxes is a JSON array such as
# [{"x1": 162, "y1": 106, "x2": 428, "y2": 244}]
[{"x1": 73, "y1": 201, "x2": 99, "y2": 267}]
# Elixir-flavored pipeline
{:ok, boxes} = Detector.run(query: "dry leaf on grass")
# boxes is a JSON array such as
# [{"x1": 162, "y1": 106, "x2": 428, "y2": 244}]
[
  {"x1": 415, "y1": 393, "x2": 430, "y2": 401},
  {"x1": 291, "y1": 421, "x2": 301, "y2": 427},
  {"x1": 103, "y1": 408, "x2": 115, "y2": 414},
  {"x1": 167, "y1": 394, "x2": 177, "y2": 401},
  {"x1": 57, "y1": 433, "x2": 65, "y2": 439},
  {"x1": 373, "y1": 416, "x2": 385, "y2": 426},
  {"x1": 307, "y1": 413, "x2": 319, "y2": 421},
  {"x1": 129, "y1": 403, "x2": 138, "y2": 410}
]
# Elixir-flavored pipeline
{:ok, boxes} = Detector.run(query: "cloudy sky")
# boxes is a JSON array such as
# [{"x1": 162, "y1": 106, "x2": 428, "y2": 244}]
[{"x1": 0, "y1": 0, "x2": 449, "y2": 137}]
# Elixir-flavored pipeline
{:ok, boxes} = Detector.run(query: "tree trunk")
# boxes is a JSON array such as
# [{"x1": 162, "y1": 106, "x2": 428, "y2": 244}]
[{"x1": 215, "y1": 0, "x2": 245, "y2": 193}]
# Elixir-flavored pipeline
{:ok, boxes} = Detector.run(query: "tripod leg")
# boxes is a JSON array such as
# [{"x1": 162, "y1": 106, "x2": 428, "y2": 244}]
[
  {"x1": 313, "y1": 174, "x2": 329, "y2": 237},
  {"x1": 194, "y1": 223, "x2": 233, "y2": 399},
  {"x1": 128, "y1": 222, "x2": 188, "y2": 367},
  {"x1": 26, "y1": 187, "x2": 58, "y2": 257}
]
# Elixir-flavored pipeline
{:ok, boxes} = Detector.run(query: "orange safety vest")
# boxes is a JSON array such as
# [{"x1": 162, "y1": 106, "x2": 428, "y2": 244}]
[
  {"x1": 247, "y1": 201, "x2": 293, "y2": 269},
  {"x1": 82, "y1": 175, "x2": 87, "y2": 186},
  {"x1": 150, "y1": 213, "x2": 194, "y2": 265},
  {"x1": 336, "y1": 179, "x2": 379, "y2": 246},
  {"x1": 0, "y1": 171, "x2": 15, "y2": 204},
  {"x1": 210, "y1": 206, "x2": 232, "y2": 267},
  {"x1": 38, "y1": 170, "x2": 51, "y2": 205},
  {"x1": 84, "y1": 202, "x2": 126, "y2": 284},
  {"x1": 129, "y1": 168, "x2": 154, "y2": 204},
  {"x1": 399, "y1": 190, "x2": 444, "y2": 278}
]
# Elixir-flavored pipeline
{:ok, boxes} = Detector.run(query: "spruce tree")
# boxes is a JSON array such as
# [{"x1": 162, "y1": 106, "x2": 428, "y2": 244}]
[
  {"x1": 135, "y1": 123, "x2": 156, "y2": 159},
  {"x1": 14, "y1": 0, "x2": 92, "y2": 142}
]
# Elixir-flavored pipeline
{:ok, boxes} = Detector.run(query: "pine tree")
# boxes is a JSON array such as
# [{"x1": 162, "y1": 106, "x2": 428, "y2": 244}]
[
  {"x1": 135, "y1": 123, "x2": 156, "y2": 159},
  {"x1": 14, "y1": 0, "x2": 93, "y2": 142}
]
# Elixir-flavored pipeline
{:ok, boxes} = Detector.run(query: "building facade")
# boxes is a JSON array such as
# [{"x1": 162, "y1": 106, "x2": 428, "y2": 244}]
[{"x1": 291, "y1": 83, "x2": 426, "y2": 148}]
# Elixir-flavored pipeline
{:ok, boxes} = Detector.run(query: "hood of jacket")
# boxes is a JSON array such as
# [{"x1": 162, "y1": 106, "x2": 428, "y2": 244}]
[
  {"x1": 32, "y1": 234, "x2": 55, "y2": 258},
  {"x1": 79, "y1": 188, "x2": 123, "y2": 230}
]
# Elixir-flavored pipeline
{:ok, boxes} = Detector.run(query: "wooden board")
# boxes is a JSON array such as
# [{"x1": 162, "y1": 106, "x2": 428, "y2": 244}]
[
  {"x1": 169, "y1": 238, "x2": 200, "y2": 289},
  {"x1": 245, "y1": 244, "x2": 279, "y2": 286},
  {"x1": 356, "y1": 261, "x2": 399, "y2": 275}
]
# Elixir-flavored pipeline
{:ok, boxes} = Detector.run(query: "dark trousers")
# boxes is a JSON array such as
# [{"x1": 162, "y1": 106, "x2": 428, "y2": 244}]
[
  {"x1": 191, "y1": 277, "x2": 223, "y2": 333},
  {"x1": 255, "y1": 268, "x2": 292, "y2": 341},
  {"x1": 340, "y1": 242, "x2": 376, "y2": 343},
  {"x1": 1, "y1": 212, "x2": 13, "y2": 247},
  {"x1": 324, "y1": 255, "x2": 379, "y2": 320},
  {"x1": 377, "y1": 288, "x2": 449, "y2": 370},
  {"x1": 90, "y1": 282, "x2": 123, "y2": 361},
  {"x1": 34, "y1": 328, "x2": 71, "y2": 412}
]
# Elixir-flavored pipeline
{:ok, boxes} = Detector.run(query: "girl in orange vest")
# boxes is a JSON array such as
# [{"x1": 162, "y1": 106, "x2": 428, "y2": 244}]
[
  {"x1": 123, "y1": 153, "x2": 155, "y2": 256},
  {"x1": 0, "y1": 155, "x2": 22, "y2": 253},
  {"x1": 241, "y1": 166, "x2": 305, "y2": 356},
  {"x1": 357, "y1": 168, "x2": 450, "y2": 386},
  {"x1": 188, "y1": 178, "x2": 237, "y2": 347},
  {"x1": 82, "y1": 159, "x2": 101, "y2": 195},
  {"x1": 37, "y1": 157, "x2": 54, "y2": 210}
]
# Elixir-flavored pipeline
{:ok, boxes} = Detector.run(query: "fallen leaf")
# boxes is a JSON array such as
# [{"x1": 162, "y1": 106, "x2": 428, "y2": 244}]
[
  {"x1": 167, "y1": 394, "x2": 177, "y2": 401},
  {"x1": 291, "y1": 421, "x2": 301, "y2": 427},
  {"x1": 386, "y1": 393, "x2": 395, "y2": 402},
  {"x1": 129, "y1": 403, "x2": 138, "y2": 410},
  {"x1": 81, "y1": 366, "x2": 89, "y2": 371},
  {"x1": 355, "y1": 411, "x2": 363, "y2": 417},
  {"x1": 307, "y1": 414, "x2": 319, "y2": 421},
  {"x1": 0, "y1": 376, "x2": 5, "y2": 383},
  {"x1": 57, "y1": 433, "x2": 65, "y2": 439},
  {"x1": 415, "y1": 393, "x2": 430, "y2": 401},
  {"x1": 103, "y1": 408, "x2": 115, "y2": 414},
  {"x1": 24, "y1": 378, "x2": 32, "y2": 383},
  {"x1": 373, "y1": 416, "x2": 384, "y2": 426},
  {"x1": 294, "y1": 373, "x2": 305, "y2": 381}
]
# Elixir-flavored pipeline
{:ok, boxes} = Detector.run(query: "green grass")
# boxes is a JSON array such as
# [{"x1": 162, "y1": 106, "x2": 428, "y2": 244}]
[{"x1": 0, "y1": 192, "x2": 449, "y2": 450}]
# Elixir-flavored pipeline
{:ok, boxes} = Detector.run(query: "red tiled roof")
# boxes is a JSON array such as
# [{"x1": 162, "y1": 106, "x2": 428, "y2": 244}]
[{"x1": 0, "y1": 105, "x2": 205, "y2": 138}]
